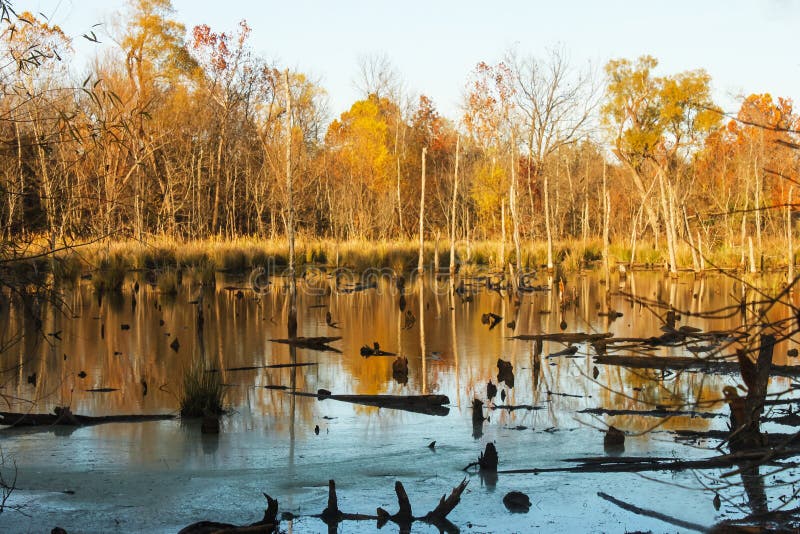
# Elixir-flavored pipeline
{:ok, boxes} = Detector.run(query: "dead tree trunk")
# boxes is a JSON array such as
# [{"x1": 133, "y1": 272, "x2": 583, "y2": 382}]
[
  {"x1": 284, "y1": 70, "x2": 297, "y2": 338},
  {"x1": 449, "y1": 135, "x2": 460, "y2": 276},
  {"x1": 788, "y1": 187, "x2": 794, "y2": 285},
  {"x1": 418, "y1": 147, "x2": 427, "y2": 273},
  {"x1": 510, "y1": 130, "x2": 522, "y2": 278}
]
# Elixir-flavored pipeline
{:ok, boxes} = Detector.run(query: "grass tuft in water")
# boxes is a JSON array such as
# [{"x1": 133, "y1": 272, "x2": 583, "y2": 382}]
[
  {"x1": 157, "y1": 268, "x2": 181, "y2": 295},
  {"x1": 180, "y1": 363, "x2": 224, "y2": 417}
]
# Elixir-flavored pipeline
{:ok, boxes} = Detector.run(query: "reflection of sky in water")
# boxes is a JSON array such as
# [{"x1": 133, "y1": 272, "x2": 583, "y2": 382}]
[{"x1": 1, "y1": 271, "x2": 796, "y2": 531}]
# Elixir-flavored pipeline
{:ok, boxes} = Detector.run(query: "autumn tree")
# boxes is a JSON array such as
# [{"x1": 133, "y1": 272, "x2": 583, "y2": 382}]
[
  {"x1": 463, "y1": 61, "x2": 515, "y2": 264},
  {"x1": 509, "y1": 47, "x2": 597, "y2": 271},
  {"x1": 325, "y1": 94, "x2": 395, "y2": 238},
  {"x1": 696, "y1": 94, "x2": 799, "y2": 268},
  {"x1": 603, "y1": 55, "x2": 720, "y2": 274}
]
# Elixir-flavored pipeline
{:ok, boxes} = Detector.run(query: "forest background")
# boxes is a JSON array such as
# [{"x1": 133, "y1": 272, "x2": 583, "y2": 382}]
[{"x1": 2, "y1": 0, "x2": 799, "y2": 278}]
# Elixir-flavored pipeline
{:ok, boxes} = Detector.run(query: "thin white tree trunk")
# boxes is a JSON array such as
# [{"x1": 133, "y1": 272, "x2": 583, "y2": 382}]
[
  {"x1": 449, "y1": 136, "x2": 460, "y2": 275},
  {"x1": 544, "y1": 170, "x2": 553, "y2": 271},
  {"x1": 510, "y1": 131, "x2": 522, "y2": 276},
  {"x1": 418, "y1": 147, "x2": 427, "y2": 273},
  {"x1": 284, "y1": 69, "x2": 297, "y2": 338},
  {"x1": 788, "y1": 187, "x2": 795, "y2": 284}
]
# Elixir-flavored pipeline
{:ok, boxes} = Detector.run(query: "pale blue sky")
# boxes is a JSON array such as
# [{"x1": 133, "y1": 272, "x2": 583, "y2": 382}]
[{"x1": 27, "y1": 0, "x2": 800, "y2": 120}]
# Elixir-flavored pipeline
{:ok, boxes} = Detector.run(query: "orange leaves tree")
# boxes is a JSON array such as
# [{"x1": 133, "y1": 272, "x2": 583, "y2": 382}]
[
  {"x1": 462, "y1": 61, "x2": 515, "y2": 242},
  {"x1": 696, "y1": 94, "x2": 800, "y2": 259}
]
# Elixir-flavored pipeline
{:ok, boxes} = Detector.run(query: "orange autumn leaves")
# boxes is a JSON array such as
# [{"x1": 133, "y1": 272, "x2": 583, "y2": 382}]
[{"x1": 698, "y1": 93, "x2": 800, "y2": 206}]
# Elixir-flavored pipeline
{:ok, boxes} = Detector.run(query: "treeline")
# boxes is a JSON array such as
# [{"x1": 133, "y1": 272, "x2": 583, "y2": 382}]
[{"x1": 1, "y1": 0, "x2": 799, "y2": 271}]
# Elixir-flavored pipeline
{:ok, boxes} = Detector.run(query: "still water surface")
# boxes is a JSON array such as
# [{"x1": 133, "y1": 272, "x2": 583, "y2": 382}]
[{"x1": 0, "y1": 270, "x2": 796, "y2": 532}]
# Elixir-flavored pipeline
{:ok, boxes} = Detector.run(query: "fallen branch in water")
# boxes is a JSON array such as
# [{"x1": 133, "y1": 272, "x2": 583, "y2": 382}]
[
  {"x1": 0, "y1": 407, "x2": 175, "y2": 428},
  {"x1": 289, "y1": 390, "x2": 450, "y2": 416},
  {"x1": 597, "y1": 491, "x2": 708, "y2": 532},
  {"x1": 489, "y1": 404, "x2": 541, "y2": 411},
  {"x1": 511, "y1": 332, "x2": 613, "y2": 343},
  {"x1": 319, "y1": 477, "x2": 468, "y2": 533},
  {"x1": 269, "y1": 336, "x2": 342, "y2": 353},
  {"x1": 594, "y1": 354, "x2": 800, "y2": 378},
  {"x1": 578, "y1": 407, "x2": 724, "y2": 419}
]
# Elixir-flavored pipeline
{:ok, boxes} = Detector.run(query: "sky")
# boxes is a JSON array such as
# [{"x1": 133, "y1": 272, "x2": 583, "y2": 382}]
[{"x1": 25, "y1": 0, "x2": 800, "y2": 121}]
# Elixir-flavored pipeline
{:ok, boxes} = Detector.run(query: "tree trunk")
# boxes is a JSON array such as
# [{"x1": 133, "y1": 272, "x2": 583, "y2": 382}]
[
  {"x1": 500, "y1": 198, "x2": 506, "y2": 268},
  {"x1": 602, "y1": 163, "x2": 610, "y2": 285},
  {"x1": 510, "y1": 131, "x2": 522, "y2": 277},
  {"x1": 418, "y1": 147, "x2": 427, "y2": 273},
  {"x1": 683, "y1": 205, "x2": 699, "y2": 273},
  {"x1": 754, "y1": 157, "x2": 762, "y2": 269},
  {"x1": 284, "y1": 70, "x2": 297, "y2": 339},
  {"x1": 449, "y1": 135, "x2": 460, "y2": 275},
  {"x1": 544, "y1": 168, "x2": 553, "y2": 271},
  {"x1": 396, "y1": 156, "x2": 403, "y2": 238},
  {"x1": 788, "y1": 187, "x2": 795, "y2": 285},
  {"x1": 657, "y1": 171, "x2": 677, "y2": 276}
]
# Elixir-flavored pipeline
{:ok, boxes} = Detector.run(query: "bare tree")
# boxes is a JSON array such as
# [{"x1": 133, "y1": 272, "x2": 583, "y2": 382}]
[
  {"x1": 353, "y1": 52, "x2": 401, "y2": 101},
  {"x1": 509, "y1": 47, "x2": 598, "y2": 271}
]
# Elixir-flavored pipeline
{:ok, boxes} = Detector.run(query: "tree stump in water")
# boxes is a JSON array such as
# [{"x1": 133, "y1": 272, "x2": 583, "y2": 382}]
[
  {"x1": 497, "y1": 359, "x2": 515, "y2": 388},
  {"x1": 479, "y1": 442, "x2": 498, "y2": 472}
]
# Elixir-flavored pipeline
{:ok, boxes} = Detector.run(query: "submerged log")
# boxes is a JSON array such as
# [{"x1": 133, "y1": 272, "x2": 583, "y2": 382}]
[
  {"x1": 578, "y1": 407, "x2": 724, "y2": 419},
  {"x1": 489, "y1": 404, "x2": 540, "y2": 411},
  {"x1": 315, "y1": 477, "x2": 468, "y2": 532},
  {"x1": 511, "y1": 332, "x2": 613, "y2": 343},
  {"x1": 597, "y1": 492, "x2": 707, "y2": 532},
  {"x1": 178, "y1": 493, "x2": 279, "y2": 534},
  {"x1": 290, "y1": 391, "x2": 450, "y2": 416},
  {"x1": 269, "y1": 336, "x2": 342, "y2": 353},
  {"x1": 0, "y1": 407, "x2": 175, "y2": 428}
]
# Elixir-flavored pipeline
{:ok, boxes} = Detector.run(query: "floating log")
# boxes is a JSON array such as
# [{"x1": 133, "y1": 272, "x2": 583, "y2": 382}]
[
  {"x1": 489, "y1": 404, "x2": 541, "y2": 411},
  {"x1": 1, "y1": 407, "x2": 175, "y2": 428},
  {"x1": 360, "y1": 342, "x2": 396, "y2": 357},
  {"x1": 547, "y1": 345, "x2": 579, "y2": 358},
  {"x1": 578, "y1": 407, "x2": 724, "y2": 419},
  {"x1": 290, "y1": 391, "x2": 450, "y2": 416},
  {"x1": 511, "y1": 332, "x2": 613, "y2": 343},
  {"x1": 594, "y1": 354, "x2": 800, "y2": 378},
  {"x1": 269, "y1": 336, "x2": 342, "y2": 353},
  {"x1": 84, "y1": 388, "x2": 119, "y2": 393}
]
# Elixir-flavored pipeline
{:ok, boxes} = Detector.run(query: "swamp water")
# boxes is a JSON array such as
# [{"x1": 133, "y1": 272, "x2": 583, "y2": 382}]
[{"x1": 0, "y1": 270, "x2": 797, "y2": 532}]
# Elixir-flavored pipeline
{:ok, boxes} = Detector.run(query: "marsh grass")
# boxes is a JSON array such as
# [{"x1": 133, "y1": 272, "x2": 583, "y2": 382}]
[
  {"x1": 157, "y1": 268, "x2": 180, "y2": 295},
  {"x1": 92, "y1": 255, "x2": 128, "y2": 293},
  {"x1": 192, "y1": 259, "x2": 216, "y2": 288},
  {"x1": 44, "y1": 234, "x2": 800, "y2": 278},
  {"x1": 180, "y1": 363, "x2": 224, "y2": 417}
]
